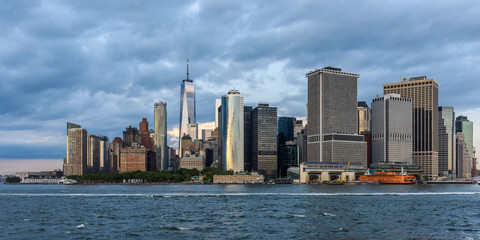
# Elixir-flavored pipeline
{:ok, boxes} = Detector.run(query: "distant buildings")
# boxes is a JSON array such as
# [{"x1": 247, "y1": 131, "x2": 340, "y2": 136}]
[
  {"x1": 438, "y1": 106, "x2": 456, "y2": 177},
  {"x1": 306, "y1": 67, "x2": 367, "y2": 165},
  {"x1": 87, "y1": 135, "x2": 100, "y2": 173},
  {"x1": 244, "y1": 106, "x2": 253, "y2": 172},
  {"x1": 154, "y1": 101, "x2": 168, "y2": 171},
  {"x1": 64, "y1": 122, "x2": 87, "y2": 176},
  {"x1": 371, "y1": 93, "x2": 412, "y2": 164},
  {"x1": 119, "y1": 147, "x2": 155, "y2": 173},
  {"x1": 221, "y1": 90, "x2": 244, "y2": 172},
  {"x1": 99, "y1": 135, "x2": 110, "y2": 174},
  {"x1": 384, "y1": 76, "x2": 439, "y2": 179},
  {"x1": 252, "y1": 104, "x2": 277, "y2": 177},
  {"x1": 456, "y1": 116, "x2": 473, "y2": 162}
]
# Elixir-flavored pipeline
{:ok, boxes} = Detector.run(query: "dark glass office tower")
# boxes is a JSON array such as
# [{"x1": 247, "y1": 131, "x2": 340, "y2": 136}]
[
  {"x1": 244, "y1": 106, "x2": 253, "y2": 172},
  {"x1": 252, "y1": 104, "x2": 277, "y2": 177},
  {"x1": 278, "y1": 117, "x2": 295, "y2": 146}
]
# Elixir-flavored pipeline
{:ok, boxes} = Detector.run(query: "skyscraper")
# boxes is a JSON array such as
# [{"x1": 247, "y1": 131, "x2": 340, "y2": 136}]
[
  {"x1": 384, "y1": 76, "x2": 439, "y2": 179},
  {"x1": 221, "y1": 90, "x2": 244, "y2": 172},
  {"x1": 357, "y1": 101, "x2": 371, "y2": 134},
  {"x1": 306, "y1": 67, "x2": 367, "y2": 165},
  {"x1": 252, "y1": 104, "x2": 278, "y2": 177},
  {"x1": 179, "y1": 59, "x2": 196, "y2": 157},
  {"x1": 371, "y1": 93, "x2": 412, "y2": 164},
  {"x1": 456, "y1": 116, "x2": 473, "y2": 162},
  {"x1": 456, "y1": 132, "x2": 471, "y2": 178},
  {"x1": 278, "y1": 116, "x2": 296, "y2": 145},
  {"x1": 99, "y1": 135, "x2": 110, "y2": 174},
  {"x1": 87, "y1": 135, "x2": 100, "y2": 173},
  {"x1": 64, "y1": 122, "x2": 87, "y2": 176},
  {"x1": 154, "y1": 101, "x2": 168, "y2": 171},
  {"x1": 244, "y1": 106, "x2": 253, "y2": 172},
  {"x1": 438, "y1": 106, "x2": 456, "y2": 177}
]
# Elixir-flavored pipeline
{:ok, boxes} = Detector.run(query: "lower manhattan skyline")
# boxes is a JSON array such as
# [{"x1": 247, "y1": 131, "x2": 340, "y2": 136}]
[{"x1": 2, "y1": 1, "x2": 480, "y2": 174}]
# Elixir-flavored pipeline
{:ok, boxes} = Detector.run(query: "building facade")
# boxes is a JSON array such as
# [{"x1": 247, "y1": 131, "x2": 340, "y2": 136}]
[
  {"x1": 87, "y1": 135, "x2": 100, "y2": 173},
  {"x1": 64, "y1": 122, "x2": 87, "y2": 176},
  {"x1": 357, "y1": 101, "x2": 371, "y2": 134},
  {"x1": 438, "y1": 106, "x2": 456, "y2": 177},
  {"x1": 221, "y1": 90, "x2": 244, "y2": 172},
  {"x1": 154, "y1": 101, "x2": 168, "y2": 171},
  {"x1": 456, "y1": 133, "x2": 471, "y2": 178},
  {"x1": 306, "y1": 67, "x2": 366, "y2": 165},
  {"x1": 252, "y1": 104, "x2": 278, "y2": 177},
  {"x1": 244, "y1": 106, "x2": 253, "y2": 172},
  {"x1": 371, "y1": 93, "x2": 413, "y2": 164},
  {"x1": 139, "y1": 118, "x2": 154, "y2": 150},
  {"x1": 278, "y1": 117, "x2": 296, "y2": 145},
  {"x1": 278, "y1": 141, "x2": 298, "y2": 178},
  {"x1": 456, "y1": 116, "x2": 473, "y2": 162},
  {"x1": 383, "y1": 76, "x2": 439, "y2": 179}
]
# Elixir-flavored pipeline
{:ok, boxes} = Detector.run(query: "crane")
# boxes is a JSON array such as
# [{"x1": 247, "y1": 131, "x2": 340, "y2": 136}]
[{"x1": 341, "y1": 158, "x2": 351, "y2": 183}]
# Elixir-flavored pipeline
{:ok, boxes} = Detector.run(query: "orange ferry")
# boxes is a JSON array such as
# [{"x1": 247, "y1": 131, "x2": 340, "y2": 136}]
[{"x1": 358, "y1": 171, "x2": 416, "y2": 184}]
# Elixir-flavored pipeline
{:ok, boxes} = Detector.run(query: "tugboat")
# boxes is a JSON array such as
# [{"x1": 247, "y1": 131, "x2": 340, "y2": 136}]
[{"x1": 358, "y1": 168, "x2": 416, "y2": 184}]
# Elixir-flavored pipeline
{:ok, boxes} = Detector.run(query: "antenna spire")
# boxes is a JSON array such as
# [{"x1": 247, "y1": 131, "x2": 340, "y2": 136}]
[{"x1": 186, "y1": 56, "x2": 189, "y2": 81}]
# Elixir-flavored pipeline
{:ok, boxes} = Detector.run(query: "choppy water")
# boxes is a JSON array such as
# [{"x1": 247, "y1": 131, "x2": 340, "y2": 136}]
[{"x1": 1, "y1": 183, "x2": 480, "y2": 239}]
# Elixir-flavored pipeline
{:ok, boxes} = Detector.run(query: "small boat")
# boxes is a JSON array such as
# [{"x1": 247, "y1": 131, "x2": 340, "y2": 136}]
[{"x1": 58, "y1": 179, "x2": 77, "y2": 185}]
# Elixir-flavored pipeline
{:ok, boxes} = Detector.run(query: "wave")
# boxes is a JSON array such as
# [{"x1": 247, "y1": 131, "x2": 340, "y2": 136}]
[{"x1": 1, "y1": 192, "x2": 480, "y2": 197}]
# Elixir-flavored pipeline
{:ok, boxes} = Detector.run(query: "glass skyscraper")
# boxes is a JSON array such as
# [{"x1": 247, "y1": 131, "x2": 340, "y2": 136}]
[
  {"x1": 179, "y1": 62, "x2": 196, "y2": 157},
  {"x1": 221, "y1": 90, "x2": 244, "y2": 172}
]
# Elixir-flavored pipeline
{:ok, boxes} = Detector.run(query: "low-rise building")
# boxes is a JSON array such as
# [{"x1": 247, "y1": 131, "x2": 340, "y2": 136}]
[
  {"x1": 213, "y1": 173, "x2": 264, "y2": 184},
  {"x1": 180, "y1": 156, "x2": 205, "y2": 171}
]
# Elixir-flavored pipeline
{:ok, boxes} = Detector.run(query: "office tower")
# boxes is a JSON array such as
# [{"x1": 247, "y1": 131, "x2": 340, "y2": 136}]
[
  {"x1": 456, "y1": 116, "x2": 473, "y2": 162},
  {"x1": 179, "y1": 59, "x2": 196, "y2": 157},
  {"x1": 87, "y1": 135, "x2": 100, "y2": 173},
  {"x1": 384, "y1": 76, "x2": 439, "y2": 179},
  {"x1": 111, "y1": 137, "x2": 123, "y2": 173},
  {"x1": 438, "y1": 106, "x2": 456, "y2": 177},
  {"x1": 215, "y1": 99, "x2": 221, "y2": 128},
  {"x1": 278, "y1": 141, "x2": 298, "y2": 177},
  {"x1": 187, "y1": 123, "x2": 198, "y2": 140},
  {"x1": 154, "y1": 101, "x2": 168, "y2": 171},
  {"x1": 306, "y1": 66, "x2": 367, "y2": 165},
  {"x1": 358, "y1": 101, "x2": 371, "y2": 134},
  {"x1": 221, "y1": 90, "x2": 244, "y2": 172},
  {"x1": 278, "y1": 117, "x2": 296, "y2": 145},
  {"x1": 456, "y1": 133, "x2": 471, "y2": 178},
  {"x1": 123, "y1": 126, "x2": 141, "y2": 147},
  {"x1": 139, "y1": 118, "x2": 154, "y2": 150},
  {"x1": 244, "y1": 106, "x2": 253, "y2": 172},
  {"x1": 99, "y1": 136, "x2": 110, "y2": 174},
  {"x1": 362, "y1": 131, "x2": 372, "y2": 168},
  {"x1": 64, "y1": 122, "x2": 87, "y2": 176},
  {"x1": 202, "y1": 129, "x2": 212, "y2": 140},
  {"x1": 252, "y1": 104, "x2": 277, "y2": 177},
  {"x1": 371, "y1": 93, "x2": 413, "y2": 164}
]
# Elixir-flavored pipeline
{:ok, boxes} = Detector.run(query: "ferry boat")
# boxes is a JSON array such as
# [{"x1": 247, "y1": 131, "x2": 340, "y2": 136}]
[{"x1": 358, "y1": 169, "x2": 416, "y2": 184}]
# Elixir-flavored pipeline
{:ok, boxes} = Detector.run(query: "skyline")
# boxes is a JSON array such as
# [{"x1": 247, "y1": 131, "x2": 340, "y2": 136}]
[{"x1": 2, "y1": 1, "x2": 480, "y2": 174}]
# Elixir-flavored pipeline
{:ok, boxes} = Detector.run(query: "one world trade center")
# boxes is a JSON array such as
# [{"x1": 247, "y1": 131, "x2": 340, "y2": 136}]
[{"x1": 179, "y1": 58, "x2": 196, "y2": 157}]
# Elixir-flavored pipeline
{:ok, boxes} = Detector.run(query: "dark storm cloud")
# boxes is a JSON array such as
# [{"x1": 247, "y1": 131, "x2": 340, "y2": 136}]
[{"x1": 1, "y1": 0, "x2": 480, "y2": 161}]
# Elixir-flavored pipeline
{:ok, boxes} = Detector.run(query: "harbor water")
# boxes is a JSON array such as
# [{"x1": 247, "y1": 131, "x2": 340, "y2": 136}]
[{"x1": 1, "y1": 184, "x2": 479, "y2": 239}]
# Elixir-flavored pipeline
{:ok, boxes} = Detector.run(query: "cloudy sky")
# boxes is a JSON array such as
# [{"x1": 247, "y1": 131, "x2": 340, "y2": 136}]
[{"x1": 1, "y1": 0, "x2": 480, "y2": 174}]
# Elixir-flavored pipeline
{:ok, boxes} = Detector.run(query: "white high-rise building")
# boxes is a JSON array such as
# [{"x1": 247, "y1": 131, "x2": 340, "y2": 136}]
[
  {"x1": 221, "y1": 90, "x2": 244, "y2": 172},
  {"x1": 371, "y1": 93, "x2": 413, "y2": 164}
]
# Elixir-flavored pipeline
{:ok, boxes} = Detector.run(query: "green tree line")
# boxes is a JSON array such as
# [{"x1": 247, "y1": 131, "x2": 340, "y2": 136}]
[{"x1": 68, "y1": 167, "x2": 233, "y2": 184}]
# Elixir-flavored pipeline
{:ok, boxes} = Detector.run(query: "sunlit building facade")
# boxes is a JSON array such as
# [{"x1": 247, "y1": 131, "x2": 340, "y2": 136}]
[
  {"x1": 221, "y1": 90, "x2": 244, "y2": 172},
  {"x1": 438, "y1": 106, "x2": 456, "y2": 177},
  {"x1": 64, "y1": 122, "x2": 87, "y2": 176}
]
